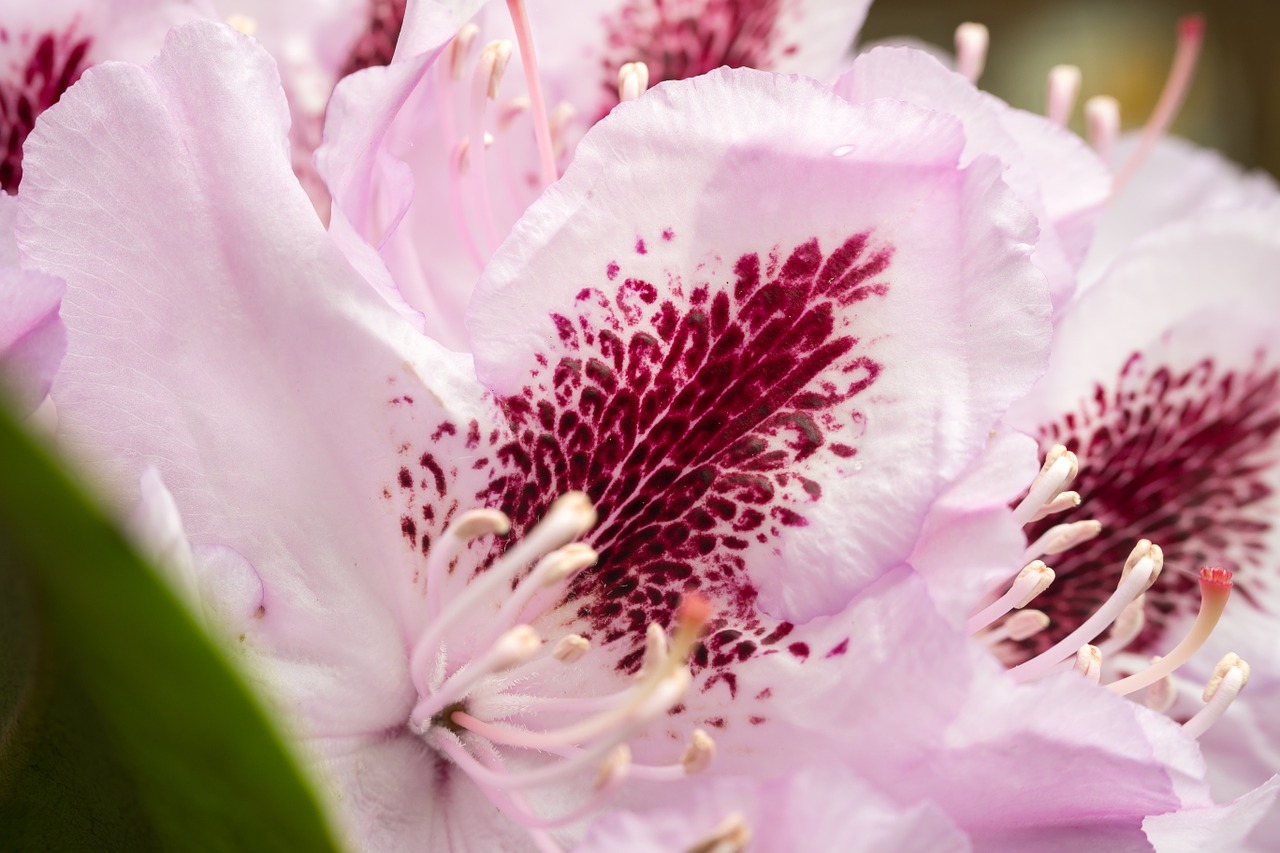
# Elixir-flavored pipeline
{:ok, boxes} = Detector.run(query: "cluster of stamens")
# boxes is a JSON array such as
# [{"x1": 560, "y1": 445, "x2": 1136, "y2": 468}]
[
  {"x1": 433, "y1": 7, "x2": 652, "y2": 278},
  {"x1": 406, "y1": 492, "x2": 717, "y2": 847},
  {"x1": 968, "y1": 444, "x2": 1247, "y2": 739}
]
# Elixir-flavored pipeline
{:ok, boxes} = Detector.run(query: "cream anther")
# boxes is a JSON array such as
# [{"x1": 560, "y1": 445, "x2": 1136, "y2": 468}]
[
  {"x1": 686, "y1": 812, "x2": 752, "y2": 853},
  {"x1": 497, "y1": 95, "x2": 531, "y2": 131},
  {"x1": 1204, "y1": 652, "x2": 1251, "y2": 702},
  {"x1": 548, "y1": 102, "x2": 576, "y2": 158},
  {"x1": 1014, "y1": 446, "x2": 1078, "y2": 526},
  {"x1": 456, "y1": 134, "x2": 496, "y2": 177},
  {"x1": 640, "y1": 621, "x2": 670, "y2": 675},
  {"x1": 553, "y1": 634, "x2": 590, "y2": 664},
  {"x1": 954, "y1": 22, "x2": 989, "y2": 84},
  {"x1": 1073, "y1": 644, "x2": 1102, "y2": 683},
  {"x1": 454, "y1": 508, "x2": 512, "y2": 539},
  {"x1": 480, "y1": 41, "x2": 514, "y2": 100},
  {"x1": 1010, "y1": 551, "x2": 1153, "y2": 682},
  {"x1": 542, "y1": 543, "x2": 598, "y2": 585},
  {"x1": 618, "y1": 62, "x2": 651, "y2": 102},
  {"x1": 1106, "y1": 568, "x2": 1233, "y2": 696},
  {"x1": 449, "y1": 23, "x2": 481, "y2": 81},
  {"x1": 965, "y1": 561, "x2": 1054, "y2": 634},
  {"x1": 226, "y1": 14, "x2": 258, "y2": 36},
  {"x1": 681, "y1": 729, "x2": 716, "y2": 775},
  {"x1": 1121, "y1": 540, "x2": 1164, "y2": 591},
  {"x1": 597, "y1": 744, "x2": 631, "y2": 791},
  {"x1": 1184, "y1": 658, "x2": 1248, "y2": 739},
  {"x1": 1025, "y1": 519, "x2": 1102, "y2": 561},
  {"x1": 1046, "y1": 64, "x2": 1082, "y2": 126},
  {"x1": 1030, "y1": 490, "x2": 1082, "y2": 522},
  {"x1": 1005, "y1": 609, "x2": 1051, "y2": 642},
  {"x1": 492, "y1": 625, "x2": 543, "y2": 670},
  {"x1": 1086, "y1": 95, "x2": 1121, "y2": 162}
]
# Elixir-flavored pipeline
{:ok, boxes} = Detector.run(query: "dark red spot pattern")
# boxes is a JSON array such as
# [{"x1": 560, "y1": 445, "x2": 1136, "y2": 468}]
[
  {"x1": 341, "y1": 0, "x2": 408, "y2": 76},
  {"x1": 597, "y1": 0, "x2": 796, "y2": 117},
  {"x1": 1, "y1": 24, "x2": 92, "y2": 192},
  {"x1": 473, "y1": 231, "x2": 890, "y2": 687},
  {"x1": 1019, "y1": 350, "x2": 1280, "y2": 658}
]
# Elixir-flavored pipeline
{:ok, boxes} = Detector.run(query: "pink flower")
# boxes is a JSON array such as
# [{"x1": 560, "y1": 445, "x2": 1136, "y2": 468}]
[{"x1": 13, "y1": 13, "x2": 1278, "y2": 853}]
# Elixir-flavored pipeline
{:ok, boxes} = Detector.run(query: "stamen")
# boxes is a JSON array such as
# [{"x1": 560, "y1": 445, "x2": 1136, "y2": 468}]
[
  {"x1": 1085, "y1": 95, "x2": 1121, "y2": 162},
  {"x1": 548, "y1": 102, "x2": 576, "y2": 159},
  {"x1": 1009, "y1": 543, "x2": 1160, "y2": 682},
  {"x1": 456, "y1": 133, "x2": 496, "y2": 176},
  {"x1": 954, "y1": 22, "x2": 989, "y2": 84},
  {"x1": 505, "y1": 0, "x2": 559, "y2": 186},
  {"x1": 435, "y1": 58, "x2": 487, "y2": 272},
  {"x1": 1097, "y1": 593, "x2": 1146, "y2": 656},
  {"x1": 618, "y1": 62, "x2": 651, "y2": 102},
  {"x1": 552, "y1": 633, "x2": 590, "y2": 663},
  {"x1": 1046, "y1": 64, "x2": 1082, "y2": 126},
  {"x1": 1073, "y1": 644, "x2": 1102, "y2": 683},
  {"x1": 497, "y1": 95, "x2": 531, "y2": 131},
  {"x1": 1029, "y1": 490, "x2": 1081, "y2": 523},
  {"x1": 686, "y1": 812, "x2": 752, "y2": 853},
  {"x1": 980, "y1": 609, "x2": 1049, "y2": 647},
  {"x1": 411, "y1": 493, "x2": 594, "y2": 690},
  {"x1": 410, "y1": 625, "x2": 542, "y2": 727},
  {"x1": 423, "y1": 509, "x2": 511, "y2": 623},
  {"x1": 966, "y1": 560, "x2": 1055, "y2": 633},
  {"x1": 1023, "y1": 519, "x2": 1102, "y2": 561},
  {"x1": 226, "y1": 14, "x2": 258, "y2": 36},
  {"x1": 449, "y1": 24, "x2": 481, "y2": 81},
  {"x1": 1183, "y1": 655, "x2": 1249, "y2": 739},
  {"x1": 1106, "y1": 567, "x2": 1233, "y2": 696},
  {"x1": 1113, "y1": 15, "x2": 1206, "y2": 191},
  {"x1": 465, "y1": 40, "x2": 514, "y2": 249},
  {"x1": 473, "y1": 542, "x2": 597, "y2": 652},
  {"x1": 680, "y1": 728, "x2": 716, "y2": 775},
  {"x1": 1013, "y1": 446, "x2": 1078, "y2": 525}
]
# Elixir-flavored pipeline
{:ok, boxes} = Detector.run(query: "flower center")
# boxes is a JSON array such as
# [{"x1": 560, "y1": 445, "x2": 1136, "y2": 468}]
[{"x1": 404, "y1": 493, "x2": 717, "y2": 839}]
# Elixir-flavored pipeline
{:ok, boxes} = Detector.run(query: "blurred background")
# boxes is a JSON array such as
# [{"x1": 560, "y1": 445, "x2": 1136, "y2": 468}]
[{"x1": 859, "y1": 0, "x2": 1279, "y2": 177}]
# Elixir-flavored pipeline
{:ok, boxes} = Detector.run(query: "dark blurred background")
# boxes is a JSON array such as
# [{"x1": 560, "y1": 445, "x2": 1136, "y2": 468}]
[{"x1": 859, "y1": 0, "x2": 1279, "y2": 176}]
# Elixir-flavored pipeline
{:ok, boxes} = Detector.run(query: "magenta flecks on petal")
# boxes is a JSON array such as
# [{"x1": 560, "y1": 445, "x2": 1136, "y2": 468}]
[
  {"x1": 1020, "y1": 349, "x2": 1280, "y2": 659},
  {"x1": 341, "y1": 0, "x2": 408, "y2": 76},
  {"x1": 402, "y1": 233, "x2": 887, "y2": 694},
  {"x1": 0, "y1": 25, "x2": 92, "y2": 192},
  {"x1": 598, "y1": 0, "x2": 791, "y2": 114}
]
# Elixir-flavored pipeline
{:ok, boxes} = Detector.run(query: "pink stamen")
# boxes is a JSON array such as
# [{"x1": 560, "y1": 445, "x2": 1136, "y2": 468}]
[
  {"x1": 954, "y1": 22, "x2": 989, "y2": 84},
  {"x1": 1113, "y1": 15, "x2": 1206, "y2": 192},
  {"x1": 1106, "y1": 567, "x2": 1233, "y2": 696},
  {"x1": 1086, "y1": 95, "x2": 1121, "y2": 162},
  {"x1": 465, "y1": 41, "x2": 512, "y2": 252},
  {"x1": 966, "y1": 561, "x2": 1055, "y2": 634},
  {"x1": 1183, "y1": 655, "x2": 1249, "y2": 739},
  {"x1": 505, "y1": 0, "x2": 558, "y2": 186},
  {"x1": 435, "y1": 58, "x2": 487, "y2": 272},
  {"x1": 1010, "y1": 550, "x2": 1157, "y2": 682},
  {"x1": 1045, "y1": 64, "x2": 1082, "y2": 126}
]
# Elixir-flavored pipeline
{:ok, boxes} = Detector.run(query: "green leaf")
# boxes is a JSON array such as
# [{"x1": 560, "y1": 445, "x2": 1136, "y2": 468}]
[{"x1": 0, "y1": 404, "x2": 344, "y2": 853}]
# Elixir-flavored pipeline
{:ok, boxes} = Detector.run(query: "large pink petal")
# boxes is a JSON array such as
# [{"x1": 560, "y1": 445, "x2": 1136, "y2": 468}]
[
  {"x1": 1144, "y1": 774, "x2": 1280, "y2": 853},
  {"x1": 834, "y1": 46, "x2": 1111, "y2": 313},
  {"x1": 17, "y1": 21, "x2": 497, "y2": 742},
  {"x1": 468, "y1": 67, "x2": 1052, "y2": 623}
]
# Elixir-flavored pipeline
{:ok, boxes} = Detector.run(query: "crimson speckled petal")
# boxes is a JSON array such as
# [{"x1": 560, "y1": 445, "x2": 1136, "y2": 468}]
[{"x1": 469, "y1": 67, "x2": 1053, "y2": 622}]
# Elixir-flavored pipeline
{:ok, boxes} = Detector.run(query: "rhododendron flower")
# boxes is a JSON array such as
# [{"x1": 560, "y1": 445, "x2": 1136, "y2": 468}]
[{"x1": 11, "y1": 8, "x2": 1280, "y2": 853}]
